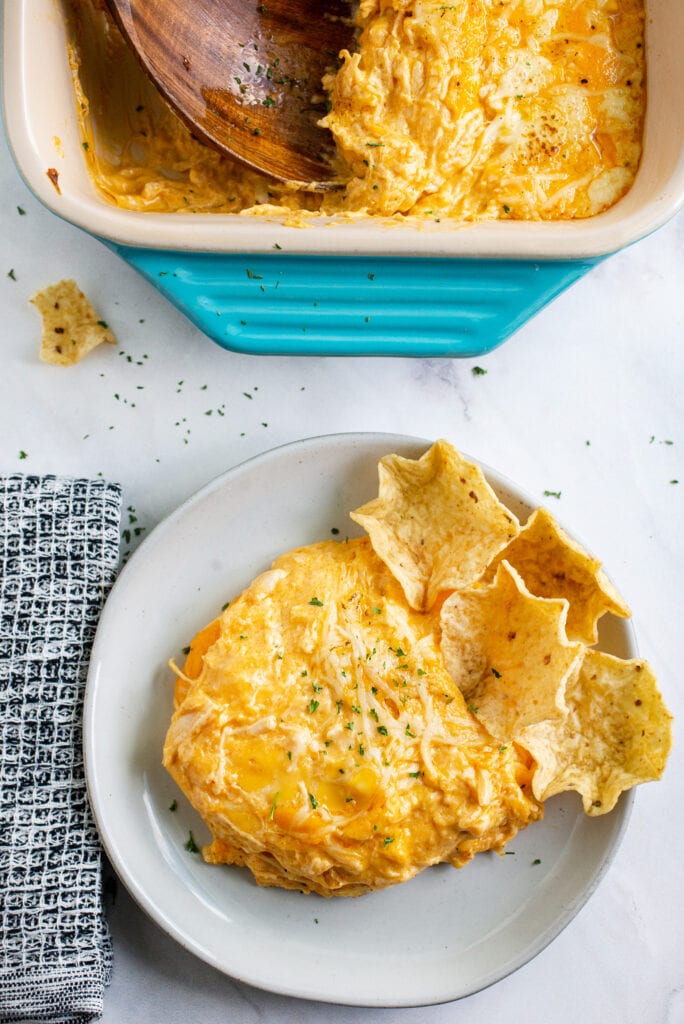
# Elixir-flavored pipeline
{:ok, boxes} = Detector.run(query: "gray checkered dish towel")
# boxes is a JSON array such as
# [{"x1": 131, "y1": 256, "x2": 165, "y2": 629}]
[{"x1": 0, "y1": 476, "x2": 122, "y2": 1023}]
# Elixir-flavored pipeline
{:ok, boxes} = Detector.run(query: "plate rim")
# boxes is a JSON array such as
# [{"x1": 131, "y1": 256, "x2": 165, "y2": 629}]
[{"x1": 84, "y1": 431, "x2": 635, "y2": 1007}]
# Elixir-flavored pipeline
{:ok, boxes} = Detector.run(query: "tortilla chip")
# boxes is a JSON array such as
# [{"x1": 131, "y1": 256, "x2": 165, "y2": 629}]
[
  {"x1": 440, "y1": 561, "x2": 584, "y2": 740},
  {"x1": 518, "y1": 650, "x2": 673, "y2": 814},
  {"x1": 483, "y1": 507, "x2": 630, "y2": 645},
  {"x1": 350, "y1": 440, "x2": 519, "y2": 611},
  {"x1": 31, "y1": 279, "x2": 116, "y2": 365}
]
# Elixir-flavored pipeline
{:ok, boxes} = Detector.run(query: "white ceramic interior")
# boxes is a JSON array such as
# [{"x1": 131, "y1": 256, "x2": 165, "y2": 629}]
[{"x1": 3, "y1": 0, "x2": 684, "y2": 258}]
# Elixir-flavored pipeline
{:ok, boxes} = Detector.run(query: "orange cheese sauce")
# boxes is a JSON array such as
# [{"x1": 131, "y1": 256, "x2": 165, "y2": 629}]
[
  {"x1": 65, "y1": 0, "x2": 645, "y2": 222},
  {"x1": 163, "y1": 539, "x2": 540, "y2": 897}
]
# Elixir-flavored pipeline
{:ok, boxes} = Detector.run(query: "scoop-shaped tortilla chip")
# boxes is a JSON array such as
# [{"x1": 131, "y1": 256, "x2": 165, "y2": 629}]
[
  {"x1": 31, "y1": 279, "x2": 116, "y2": 365},
  {"x1": 350, "y1": 440, "x2": 519, "y2": 611},
  {"x1": 483, "y1": 507, "x2": 630, "y2": 645},
  {"x1": 517, "y1": 649, "x2": 673, "y2": 815},
  {"x1": 440, "y1": 561, "x2": 584, "y2": 740}
]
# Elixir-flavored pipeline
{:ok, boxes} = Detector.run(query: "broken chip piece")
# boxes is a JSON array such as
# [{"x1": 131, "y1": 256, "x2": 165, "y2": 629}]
[
  {"x1": 30, "y1": 278, "x2": 116, "y2": 365},
  {"x1": 517, "y1": 650, "x2": 673, "y2": 815},
  {"x1": 440, "y1": 561, "x2": 584, "y2": 740},
  {"x1": 482, "y1": 507, "x2": 630, "y2": 645},
  {"x1": 350, "y1": 439, "x2": 519, "y2": 612}
]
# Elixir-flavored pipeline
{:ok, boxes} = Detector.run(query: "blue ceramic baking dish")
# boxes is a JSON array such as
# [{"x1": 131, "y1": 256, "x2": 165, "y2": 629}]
[{"x1": 3, "y1": 0, "x2": 684, "y2": 356}]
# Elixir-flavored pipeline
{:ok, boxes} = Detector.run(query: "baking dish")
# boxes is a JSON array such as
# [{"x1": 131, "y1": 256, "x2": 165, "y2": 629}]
[{"x1": 3, "y1": 0, "x2": 684, "y2": 356}]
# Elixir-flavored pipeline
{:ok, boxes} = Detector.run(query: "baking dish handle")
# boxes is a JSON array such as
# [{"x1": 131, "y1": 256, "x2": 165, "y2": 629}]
[{"x1": 107, "y1": 245, "x2": 600, "y2": 357}]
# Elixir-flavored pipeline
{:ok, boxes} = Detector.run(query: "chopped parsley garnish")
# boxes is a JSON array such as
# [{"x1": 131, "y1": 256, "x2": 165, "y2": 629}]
[
  {"x1": 184, "y1": 831, "x2": 199, "y2": 853},
  {"x1": 309, "y1": 793, "x2": 318, "y2": 810},
  {"x1": 498, "y1": 745, "x2": 508, "y2": 753},
  {"x1": 169, "y1": 799, "x2": 177, "y2": 812},
  {"x1": 491, "y1": 667, "x2": 502, "y2": 678},
  {"x1": 472, "y1": 365, "x2": 488, "y2": 376},
  {"x1": 309, "y1": 597, "x2": 324, "y2": 606},
  {"x1": 308, "y1": 699, "x2": 319, "y2": 714},
  {"x1": 358, "y1": 742, "x2": 365, "y2": 755},
  {"x1": 377, "y1": 726, "x2": 388, "y2": 736},
  {"x1": 287, "y1": 751, "x2": 292, "y2": 760},
  {"x1": 383, "y1": 836, "x2": 395, "y2": 846},
  {"x1": 405, "y1": 724, "x2": 416, "y2": 738},
  {"x1": 543, "y1": 490, "x2": 562, "y2": 499},
  {"x1": 408, "y1": 771, "x2": 422, "y2": 778},
  {"x1": 467, "y1": 704, "x2": 479, "y2": 715},
  {"x1": 369, "y1": 709, "x2": 379, "y2": 722},
  {"x1": 532, "y1": 858, "x2": 541, "y2": 865},
  {"x1": 18, "y1": 450, "x2": 28, "y2": 460}
]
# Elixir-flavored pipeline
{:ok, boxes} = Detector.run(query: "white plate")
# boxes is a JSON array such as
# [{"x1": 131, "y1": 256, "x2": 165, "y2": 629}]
[{"x1": 85, "y1": 433, "x2": 635, "y2": 1007}]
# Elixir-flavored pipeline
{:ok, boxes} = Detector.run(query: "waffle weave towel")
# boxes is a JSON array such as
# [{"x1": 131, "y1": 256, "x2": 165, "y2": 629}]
[{"x1": 0, "y1": 475, "x2": 121, "y2": 1024}]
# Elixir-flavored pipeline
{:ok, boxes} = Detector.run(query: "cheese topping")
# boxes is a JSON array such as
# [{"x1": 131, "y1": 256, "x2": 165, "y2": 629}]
[
  {"x1": 65, "y1": 0, "x2": 645, "y2": 221},
  {"x1": 163, "y1": 539, "x2": 541, "y2": 897}
]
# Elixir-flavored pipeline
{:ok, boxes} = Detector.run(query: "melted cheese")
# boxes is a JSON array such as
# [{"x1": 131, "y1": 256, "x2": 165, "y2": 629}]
[
  {"x1": 163, "y1": 539, "x2": 541, "y2": 897},
  {"x1": 65, "y1": 0, "x2": 645, "y2": 221}
]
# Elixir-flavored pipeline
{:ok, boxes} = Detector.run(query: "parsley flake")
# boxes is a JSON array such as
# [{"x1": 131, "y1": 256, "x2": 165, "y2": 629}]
[
  {"x1": 309, "y1": 597, "x2": 324, "y2": 606},
  {"x1": 184, "y1": 831, "x2": 199, "y2": 854}
]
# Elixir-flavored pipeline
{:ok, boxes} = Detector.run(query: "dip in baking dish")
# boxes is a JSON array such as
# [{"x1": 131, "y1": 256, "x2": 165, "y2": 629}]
[{"x1": 65, "y1": 0, "x2": 646, "y2": 221}]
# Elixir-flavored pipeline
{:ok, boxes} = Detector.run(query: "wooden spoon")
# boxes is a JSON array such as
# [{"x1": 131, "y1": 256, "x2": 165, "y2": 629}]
[{"x1": 105, "y1": 0, "x2": 355, "y2": 189}]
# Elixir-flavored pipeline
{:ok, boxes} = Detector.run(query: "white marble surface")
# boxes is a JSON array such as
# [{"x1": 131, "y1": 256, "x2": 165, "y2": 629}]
[{"x1": 1, "y1": 112, "x2": 683, "y2": 1022}]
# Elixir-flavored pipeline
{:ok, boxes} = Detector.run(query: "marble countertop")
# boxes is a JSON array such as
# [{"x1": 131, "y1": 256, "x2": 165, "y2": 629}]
[{"x1": 1, "y1": 114, "x2": 683, "y2": 1022}]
